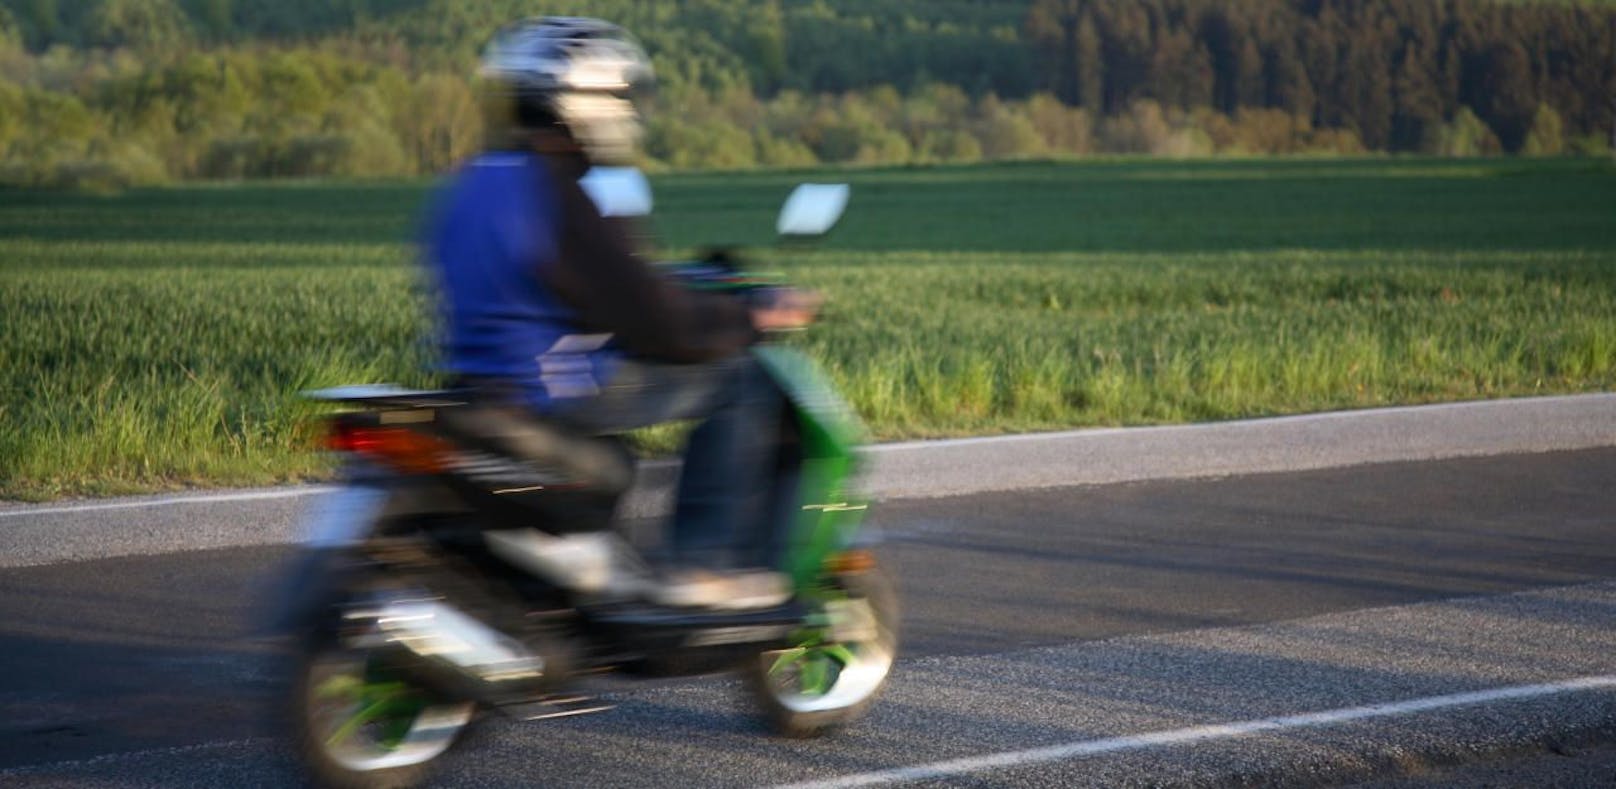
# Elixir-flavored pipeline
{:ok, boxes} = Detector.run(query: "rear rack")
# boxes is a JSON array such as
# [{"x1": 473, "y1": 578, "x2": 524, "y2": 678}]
[{"x1": 303, "y1": 384, "x2": 469, "y2": 408}]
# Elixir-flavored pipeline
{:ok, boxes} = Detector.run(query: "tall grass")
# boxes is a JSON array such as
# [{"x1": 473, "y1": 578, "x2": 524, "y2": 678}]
[
  {"x1": 0, "y1": 240, "x2": 432, "y2": 497},
  {"x1": 796, "y1": 249, "x2": 1616, "y2": 434},
  {"x1": 3, "y1": 157, "x2": 1613, "y2": 499}
]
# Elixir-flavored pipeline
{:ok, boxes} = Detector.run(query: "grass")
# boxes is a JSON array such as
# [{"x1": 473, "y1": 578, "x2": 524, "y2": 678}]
[
  {"x1": 2, "y1": 156, "x2": 1614, "y2": 500},
  {"x1": 798, "y1": 247, "x2": 1616, "y2": 432}
]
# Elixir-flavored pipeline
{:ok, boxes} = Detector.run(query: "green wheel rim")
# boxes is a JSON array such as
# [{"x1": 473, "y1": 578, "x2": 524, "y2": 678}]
[
  {"x1": 304, "y1": 651, "x2": 474, "y2": 772},
  {"x1": 760, "y1": 595, "x2": 894, "y2": 714}
]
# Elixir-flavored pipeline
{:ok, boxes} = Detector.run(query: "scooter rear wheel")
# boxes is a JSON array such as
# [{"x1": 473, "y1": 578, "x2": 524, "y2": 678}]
[{"x1": 289, "y1": 623, "x2": 476, "y2": 789}]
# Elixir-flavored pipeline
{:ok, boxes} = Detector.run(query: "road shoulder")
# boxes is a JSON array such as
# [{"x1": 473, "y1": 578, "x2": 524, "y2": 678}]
[{"x1": 3, "y1": 393, "x2": 1613, "y2": 568}]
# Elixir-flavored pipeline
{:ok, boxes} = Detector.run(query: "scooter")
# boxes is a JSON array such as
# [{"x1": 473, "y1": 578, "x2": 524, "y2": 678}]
[{"x1": 271, "y1": 177, "x2": 897, "y2": 789}]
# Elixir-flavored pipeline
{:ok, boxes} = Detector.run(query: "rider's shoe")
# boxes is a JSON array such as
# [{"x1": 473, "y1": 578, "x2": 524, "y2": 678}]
[{"x1": 647, "y1": 568, "x2": 791, "y2": 610}]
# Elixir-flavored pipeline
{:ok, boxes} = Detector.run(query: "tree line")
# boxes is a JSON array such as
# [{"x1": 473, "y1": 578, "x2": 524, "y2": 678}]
[
  {"x1": 1025, "y1": 0, "x2": 1615, "y2": 153},
  {"x1": 0, "y1": 0, "x2": 1611, "y2": 189}
]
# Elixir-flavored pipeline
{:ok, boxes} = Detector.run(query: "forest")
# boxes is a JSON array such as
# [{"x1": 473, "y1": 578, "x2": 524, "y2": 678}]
[{"x1": 1, "y1": 0, "x2": 1612, "y2": 188}]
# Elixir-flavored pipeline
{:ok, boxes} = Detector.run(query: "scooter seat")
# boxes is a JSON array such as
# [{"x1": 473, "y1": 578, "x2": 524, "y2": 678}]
[{"x1": 436, "y1": 404, "x2": 637, "y2": 497}]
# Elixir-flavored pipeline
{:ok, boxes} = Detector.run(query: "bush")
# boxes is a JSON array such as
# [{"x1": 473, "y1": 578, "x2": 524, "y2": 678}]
[
  {"x1": 1302, "y1": 127, "x2": 1367, "y2": 155},
  {"x1": 1567, "y1": 134, "x2": 1612, "y2": 157},
  {"x1": 42, "y1": 142, "x2": 168, "y2": 191},
  {"x1": 918, "y1": 129, "x2": 983, "y2": 163},
  {"x1": 1100, "y1": 100, "x2": 1173, "y2": 154},
  {"x1": 277, "y1": 133, "x2": 352, "y2": 177},
  {"x1": 813, "y1": 122, "x2": 865, "y2": 164},
  {"x1": 1228, "y1": 109, "x2": 1309, "y2": 155},
  {"x1": 1424, "y1": 107, "x2": 1502, "y2": 156},
  {"x1": 646, "y1": 118, "x2": 757, "y2": 170},
  {"x1": 1025, "y1": 92, "x2": 1093, "y2": 154},
  {"x1": 98, "y1": 139, "x2": 169, "y2": 185},
  {"x1": 0, "y1": 160, "x2": 28, "y2": 186},
  {"x1": 0, "y1": 80, "x2": 22, "y2": 151},
  {"x1": 855, "y1": 126, "x2": 913, "y2": 164},
  {"x1": 974, "y1": 95, "x2": 1046, "y2": 158},
  {"x1": 332, "y1": 121, "x2": 409, "y2": 177},
  {"x1": 1157, "y1": 127, "x2": 1214, "y2": 158},
  {"x1": 755, "y1": 131, "x2": 819, "y2": 168},
  {"x1": 200, "y1": 135, "x2": 268, "y2": 178},
  {"x1": 1521, "y1": 104, "x2": 1565, "y2": 156}
]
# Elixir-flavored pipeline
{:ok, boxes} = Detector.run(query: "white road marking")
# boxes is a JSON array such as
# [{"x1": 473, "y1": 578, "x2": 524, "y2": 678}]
[
  {"x1": 0, "y1": 462, "x2": 690, "y2": 520},
  {"x1": 773, "y1": 675, "x2": 1616, "y2": 788},
  {"x1": 0, "y1": 677, "x2": 1611, "y2": 779},
  {"x1": 0, "y1": 487, "x2": 332, "y2": 518},
  {"x1": 3, "y1": 393, "x2": 1613, "y2": 518},
  {"x1": 860, "y1": 392, "x2": 1616, "y2": 452}
]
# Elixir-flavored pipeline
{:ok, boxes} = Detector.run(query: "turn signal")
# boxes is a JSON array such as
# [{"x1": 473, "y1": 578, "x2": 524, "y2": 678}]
[{"x1": 824, "y1": 549, "x2": 876, "y2": 575}]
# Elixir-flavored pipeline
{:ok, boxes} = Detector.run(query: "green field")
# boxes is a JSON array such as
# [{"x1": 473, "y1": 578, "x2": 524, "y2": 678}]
[{"x1": 3, "y1": 157, "x2": 1614, "y2": 500}]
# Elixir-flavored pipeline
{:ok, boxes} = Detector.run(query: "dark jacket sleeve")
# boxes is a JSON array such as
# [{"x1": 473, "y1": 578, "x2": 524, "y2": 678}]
[{"x1": 539, "y1": 168, "x2": 759, "y2": 363}]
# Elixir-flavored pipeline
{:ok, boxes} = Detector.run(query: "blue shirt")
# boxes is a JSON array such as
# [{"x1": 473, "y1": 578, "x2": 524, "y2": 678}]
[{"x1": 425, "y1": 152, "x2": 620, "y2": 409}]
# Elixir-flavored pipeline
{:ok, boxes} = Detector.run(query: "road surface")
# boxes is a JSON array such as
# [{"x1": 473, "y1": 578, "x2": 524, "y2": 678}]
[{"x1": 2, "y1": 448, "x2": 1614, "y2": 786}]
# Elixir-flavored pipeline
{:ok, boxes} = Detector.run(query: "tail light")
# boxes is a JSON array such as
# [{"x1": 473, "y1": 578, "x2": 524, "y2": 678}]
[{"x1": 325, "y1": 419, "x2": 454, "y2": 475}]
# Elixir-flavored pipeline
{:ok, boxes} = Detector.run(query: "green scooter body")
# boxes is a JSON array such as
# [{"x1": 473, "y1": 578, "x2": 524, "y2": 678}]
[{"x1": 751, "y1": 345, "x2": 871, "y2": 590}]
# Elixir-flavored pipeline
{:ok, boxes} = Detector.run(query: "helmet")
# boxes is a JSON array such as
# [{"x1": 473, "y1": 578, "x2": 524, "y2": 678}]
[{"x1": 480, "y1": 17, "x2": 654, "y2": 165}]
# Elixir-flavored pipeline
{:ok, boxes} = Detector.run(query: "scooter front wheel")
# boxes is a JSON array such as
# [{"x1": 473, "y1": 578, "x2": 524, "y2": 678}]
[{"x1": 746, "y1": 563, "x2": 899, "y2": 737}]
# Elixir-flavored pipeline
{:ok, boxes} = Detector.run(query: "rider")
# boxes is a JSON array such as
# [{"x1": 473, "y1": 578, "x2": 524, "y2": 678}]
[{"x1": 422, "y1": 17, "x2": 817, "y2": 609}]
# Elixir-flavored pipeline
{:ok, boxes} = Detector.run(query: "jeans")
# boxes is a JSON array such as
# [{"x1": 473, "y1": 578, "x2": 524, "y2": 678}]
[{"x1": 551, "y1": 354, "x2": 785, "y2": 570}]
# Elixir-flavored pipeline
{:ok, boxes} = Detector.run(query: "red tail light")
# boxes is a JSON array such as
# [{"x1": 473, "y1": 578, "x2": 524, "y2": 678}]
[{"x1": 326, "y1": 421, "x2": 454, "y2": 474}]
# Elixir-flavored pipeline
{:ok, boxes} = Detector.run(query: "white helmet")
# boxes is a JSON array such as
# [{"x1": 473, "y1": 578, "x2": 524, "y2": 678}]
[{"x1": 480, "y1": 17, "x2": 654, "y2": 164}]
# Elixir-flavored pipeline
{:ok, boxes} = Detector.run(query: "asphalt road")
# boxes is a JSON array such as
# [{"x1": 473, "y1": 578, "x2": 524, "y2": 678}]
[{"x1": 3, "y1": 448, "x2": 1616, "y2": 786}]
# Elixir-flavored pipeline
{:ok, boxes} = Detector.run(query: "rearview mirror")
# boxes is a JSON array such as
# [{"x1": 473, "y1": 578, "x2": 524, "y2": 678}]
[
  {"x1": 579, "y1": 166, "x2": 653, "y2": 218},
  {"x1": 777, "y1": 183, "x2": 850, "y2": 238}
]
